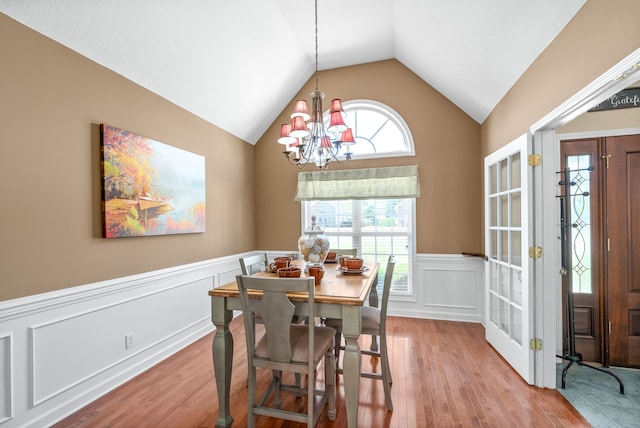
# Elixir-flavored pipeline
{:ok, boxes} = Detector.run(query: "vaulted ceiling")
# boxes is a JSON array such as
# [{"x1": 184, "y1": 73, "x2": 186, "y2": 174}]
[{"x1": 1, "y1": 0, "x2": 586, "y2": 144}]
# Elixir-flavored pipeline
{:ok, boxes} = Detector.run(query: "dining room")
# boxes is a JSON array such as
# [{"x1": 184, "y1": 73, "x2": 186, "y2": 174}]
[{"x1": 2, "y1": 2, "x2": 640, "y2": 428}]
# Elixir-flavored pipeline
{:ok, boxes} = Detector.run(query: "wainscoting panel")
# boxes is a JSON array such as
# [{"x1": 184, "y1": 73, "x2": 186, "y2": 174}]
[
  {"x1": 389, "y1": 254, "x2": 485, "y2": 323},
  {"x1": 0, "y1": 333, "x2": 11, "y2": 424},
  {"x1": 29, "y1": 276, "x2": 213, "y2": 406},
  {"x1": 0, "y1": 253, "x2": 249, "y2": 428},
  {"x1": 423, "y1": 268, "x2": 477, "y2": 308}
]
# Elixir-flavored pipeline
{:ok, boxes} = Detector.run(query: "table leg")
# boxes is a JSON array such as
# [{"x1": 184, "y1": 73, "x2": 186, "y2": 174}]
[
  {"x1": 342, "y1": 306, "x2": 362, "y2": 428},
  {"x1": 368, "y1": 275, "x2": 379, "y2": 352},
  {"x1": 212, "y1": 297, "x2": 234, "y2": 428}
]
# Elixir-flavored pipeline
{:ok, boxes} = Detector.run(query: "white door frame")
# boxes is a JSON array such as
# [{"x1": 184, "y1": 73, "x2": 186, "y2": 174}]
[{"x1": 530, "y1": 48, "x2": 640, "y2": 388}]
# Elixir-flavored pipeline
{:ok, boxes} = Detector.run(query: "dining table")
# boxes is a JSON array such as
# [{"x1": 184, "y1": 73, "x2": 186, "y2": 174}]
[{"x1": 209, "y1": 258, "x2": 380, "y2": 428}]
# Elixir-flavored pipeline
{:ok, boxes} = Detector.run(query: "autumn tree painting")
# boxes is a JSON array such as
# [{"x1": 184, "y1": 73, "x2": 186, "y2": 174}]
[{"x1": 100, "y1": 124, "x2": 206, "y2": 238}]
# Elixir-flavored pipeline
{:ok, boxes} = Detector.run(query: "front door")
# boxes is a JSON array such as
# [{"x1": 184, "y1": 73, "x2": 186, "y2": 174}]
[
  {"x1": 606, "y1": 134, "x2": 640, "y2": 367},
  {"x1": 560, "y1": 139, "x2": 602, "y2": 363},
  {"x1": 484, "y1": 133, "x2": 533, "y2": 383},
  {"x1": 561, "y1": 134, "x2": 640, "y2": 368}
]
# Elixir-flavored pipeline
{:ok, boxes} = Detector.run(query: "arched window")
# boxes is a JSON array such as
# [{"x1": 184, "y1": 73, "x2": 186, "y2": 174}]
[{"x1": 326, "y1": 99, "x2": 415, "y2": 160}]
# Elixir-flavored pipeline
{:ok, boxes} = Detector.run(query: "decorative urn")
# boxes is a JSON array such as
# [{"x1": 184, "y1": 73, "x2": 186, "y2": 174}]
[{"x1": 297, "y1": 215, "x2": 330, "y2": 267}]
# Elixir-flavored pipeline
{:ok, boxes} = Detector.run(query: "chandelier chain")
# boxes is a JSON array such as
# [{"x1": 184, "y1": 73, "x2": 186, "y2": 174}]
[
  {"x1": 276, "y1": 0, "x2": 354, "y2": 169},
  {"x1": 314, "y1": 0, "x2": 319, "y2": 91}
]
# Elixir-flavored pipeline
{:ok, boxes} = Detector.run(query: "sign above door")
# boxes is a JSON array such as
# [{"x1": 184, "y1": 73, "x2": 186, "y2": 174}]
[{"x1": 588, "y1": 87, "x2": 640, "y2": 112}]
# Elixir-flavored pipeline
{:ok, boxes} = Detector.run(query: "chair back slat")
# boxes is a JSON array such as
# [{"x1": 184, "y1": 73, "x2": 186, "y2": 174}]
[
  {"x1": 260, "y1": 291, "x2": 295, "y2": 362},
  {"x1": 236, "y1": 275, "x2": 316, "y2": 363},
  {"x1": 330, "y1": 248, "x2": 357, "y2": 257},
  {"x1": 380, "y1": 255, "x2": 396, "y2": 328}
]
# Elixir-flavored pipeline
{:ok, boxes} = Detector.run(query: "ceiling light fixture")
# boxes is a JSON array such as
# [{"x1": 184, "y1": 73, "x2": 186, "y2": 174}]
[{"x1": 277, "y1": 0, "x2": 355, "y2": 169}]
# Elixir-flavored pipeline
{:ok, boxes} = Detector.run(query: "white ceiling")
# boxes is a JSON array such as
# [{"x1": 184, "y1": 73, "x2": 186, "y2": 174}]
[{"x1": 0, "y1": 0, "x2": 587, "y2": 144}]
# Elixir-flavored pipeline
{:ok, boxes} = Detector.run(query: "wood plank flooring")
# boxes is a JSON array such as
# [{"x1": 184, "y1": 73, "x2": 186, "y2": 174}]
[{"x1": 54, "y1": 317, "x2": 589, "y2": 427}]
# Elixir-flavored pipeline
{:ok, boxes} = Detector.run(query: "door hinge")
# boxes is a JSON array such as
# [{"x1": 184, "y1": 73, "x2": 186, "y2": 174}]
[
  {"x1": 602, "y1": 154, "x2": 611, "y2": 169},
  {"x1": 607, "y1": 238, "x2": 611, "y2": 252},
  {"x1": 609, "y1": 321, "x2": 612, "y2": 334},
  {"x1": 530, "y1": 338, "x2": 543, "y2": 351},
  {"x1": 528, "y1": 154, "x2": 541, "y2": 167},
  {"x1": 529, "y1": 246, "x2": 543, "y2": 259}
]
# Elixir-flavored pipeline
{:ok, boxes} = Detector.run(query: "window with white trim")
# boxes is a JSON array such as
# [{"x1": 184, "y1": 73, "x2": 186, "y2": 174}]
[{"x1": 301, "y1": 199, "x2": 414, "y2": 295}]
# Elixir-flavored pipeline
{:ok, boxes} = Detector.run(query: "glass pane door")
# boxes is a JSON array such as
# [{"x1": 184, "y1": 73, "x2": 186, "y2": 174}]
[{"x1": 484, "y1": 133, "x2": 533, "y2": 384}]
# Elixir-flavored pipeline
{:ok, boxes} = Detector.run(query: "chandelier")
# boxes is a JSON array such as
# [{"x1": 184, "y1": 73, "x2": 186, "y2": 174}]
[{"x1": 277, "y1": 0, "x2": 355, "y2": 169}]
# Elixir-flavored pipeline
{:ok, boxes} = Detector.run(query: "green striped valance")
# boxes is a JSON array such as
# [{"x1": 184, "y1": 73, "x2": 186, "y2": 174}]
[{"x1": 295, "y1": 165, "x2": 420, "y2": 201}]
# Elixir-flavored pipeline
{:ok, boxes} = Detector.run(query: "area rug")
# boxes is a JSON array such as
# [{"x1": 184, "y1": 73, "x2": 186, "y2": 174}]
[{"x1": 556, "y1": 362, "x2": 640, "y2": 427}]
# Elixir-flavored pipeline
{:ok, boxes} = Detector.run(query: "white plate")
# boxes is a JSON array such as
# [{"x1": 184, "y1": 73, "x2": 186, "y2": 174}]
[{"x1": 337, "y1": 266, "x2": 369, "y2": 275}]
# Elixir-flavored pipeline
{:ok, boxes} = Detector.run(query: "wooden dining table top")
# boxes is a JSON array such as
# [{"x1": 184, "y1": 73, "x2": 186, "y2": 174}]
[{"x1": 209, "y1": 259, "x2": 379, "y2": 306}]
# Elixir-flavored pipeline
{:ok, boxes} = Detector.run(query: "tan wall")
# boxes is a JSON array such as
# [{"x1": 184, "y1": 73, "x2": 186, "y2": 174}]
[
  {"x1": 9, "y1": 0, "x2": 632, "y2": 300},
  {"x1": 481, "y1": 0, "x2": 640, "y2": 156},
  {"x1": 558, "y1": 106, "x2": 640, "y2": 134},
  {"x1": 255, "y1": 60, "x2": 482, "y2": 255},
  {"x1": 0, "y1": 14, "x2": 256, "y2": 301}
]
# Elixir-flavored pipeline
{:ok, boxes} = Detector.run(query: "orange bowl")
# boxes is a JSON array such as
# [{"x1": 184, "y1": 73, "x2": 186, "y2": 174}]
[
  {"x1": 277, "y1": 267, "x2": 302, "y2": 278},
  {"x1": 345, "y1": 257, "x2": 364, "y2": 270}
]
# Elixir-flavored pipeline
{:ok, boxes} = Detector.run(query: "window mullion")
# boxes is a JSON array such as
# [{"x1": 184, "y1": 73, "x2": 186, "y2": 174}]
[{"x1": 352, "y1": 200, "x2": 363, "y2": 251}]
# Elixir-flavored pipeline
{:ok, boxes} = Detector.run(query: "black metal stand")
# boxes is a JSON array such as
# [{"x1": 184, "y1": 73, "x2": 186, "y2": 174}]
[{"x1": 556, "y1": 166, "x2": 624, "y2": 394}]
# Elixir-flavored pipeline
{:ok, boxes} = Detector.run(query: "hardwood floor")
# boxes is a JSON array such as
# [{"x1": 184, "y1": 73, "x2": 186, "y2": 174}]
[{"x1": 54, "y1": 317, "x2": 589, "y2": 427}]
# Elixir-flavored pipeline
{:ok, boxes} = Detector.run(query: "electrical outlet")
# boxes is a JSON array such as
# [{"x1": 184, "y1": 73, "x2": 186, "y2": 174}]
[{"x1": 125, "y1": 332, "x2": 135, "y2": 350}]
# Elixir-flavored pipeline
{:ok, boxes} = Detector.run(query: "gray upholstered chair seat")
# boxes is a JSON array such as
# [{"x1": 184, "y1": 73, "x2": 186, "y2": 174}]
[
  {"x1": 255, "y1": 324, "x2": 336, "y2": 363},
  {"x1": 361, "y1": 306, "x2": 381, "y2": 332},
  {"x1": 326, "y1": 306, "x2": 379, "y2": 334}
]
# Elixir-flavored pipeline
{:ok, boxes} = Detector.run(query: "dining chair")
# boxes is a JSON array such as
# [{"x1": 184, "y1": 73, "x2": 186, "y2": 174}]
[
  {"x1": 239, "y1": 253, "x2": 268, "y2": 275},
  {"x1": 236, "y1": 275, "x2": 337, "y2": 427},
  {"x1": 329, "y1": 248, "x2": 357, "y2": 257},
  {"x1": 325, "y1": 255, "x2": 395, "y2": 411},
  {"x1": 239, "y1": 254, "x2": 303, "y2": 387}
]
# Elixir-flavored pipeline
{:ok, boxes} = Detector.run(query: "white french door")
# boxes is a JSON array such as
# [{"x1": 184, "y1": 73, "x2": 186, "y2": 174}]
[{"x1": 484, "y1": 133, "x2": 534, "y2": 384}]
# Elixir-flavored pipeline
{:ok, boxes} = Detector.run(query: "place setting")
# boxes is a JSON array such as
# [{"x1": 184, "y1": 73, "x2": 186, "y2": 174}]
[
  {"x1": 266, "y1": 256, "x2": 293, "y2": 273},
  {"x1": 324, "y1": 250, "x2": 339, "y2": 263},
  {"x1": 337, "y1": 257, "x2": 369, "y2": 276}
]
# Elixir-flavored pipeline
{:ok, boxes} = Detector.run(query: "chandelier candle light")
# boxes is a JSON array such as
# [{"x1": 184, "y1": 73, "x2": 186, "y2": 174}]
[{"x1": 277, "y1": 0, "x2": 355, "y2": 169}]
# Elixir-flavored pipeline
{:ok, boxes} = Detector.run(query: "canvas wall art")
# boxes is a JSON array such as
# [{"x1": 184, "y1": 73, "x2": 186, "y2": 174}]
[{"x1": 100, "y1": 124, "x2": 206, "y2": 238}]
